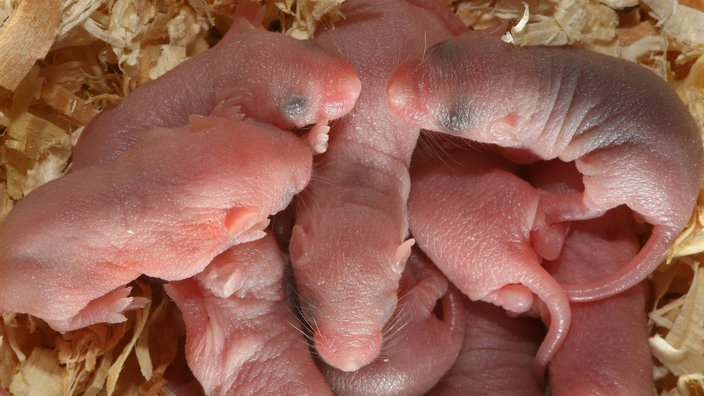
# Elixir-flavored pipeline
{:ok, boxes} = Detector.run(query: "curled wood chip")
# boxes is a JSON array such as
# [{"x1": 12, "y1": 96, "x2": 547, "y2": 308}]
[
  {"x1": 643, "y1": 0, "x2": 704, "y2": 52},
  {"x1": 3, "y1": 111, "x2": 71, "y2": 199},
  {"x1": 56, "y1": 0, "x2": 106, "y2": 41},
  {"x1": 8, "y1": 348, "x2": 63, "y2": 395},
  {"x1": 40, "y1": 81, "x2": 97, "y2": 126},
  {"x1": 0, "y1": 182, "x2": 11, "y2": 225},
  {"x1": 500, "y1": 0, "x2": 619, "y2": 52},
  {"x1": 554, "y1": 0, "x2": 618, "y2": 46},
  {"x1": 105, "y1": 283, "x2": 152, "y2": 396},
  {"x1": 0, "y1": 0, "x2": 61, "y2": 91},
  {"x1": 275, "y1": 0, "x2": 345, "y2": 38},
  {"x1": 601, "y1": 0, "x2": 639, "y2": 8},
  {"x1": 650, "y1": 258, "x2": 704, "y2": 393}
]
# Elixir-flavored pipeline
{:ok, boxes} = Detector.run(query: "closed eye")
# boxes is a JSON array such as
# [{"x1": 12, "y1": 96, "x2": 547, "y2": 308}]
[
  {"x1": 281, "y1": 95, "x2": 310, "y2": 122},
  {"x1": 438, "y1": 103, "x2": 470, "y2": 133}
]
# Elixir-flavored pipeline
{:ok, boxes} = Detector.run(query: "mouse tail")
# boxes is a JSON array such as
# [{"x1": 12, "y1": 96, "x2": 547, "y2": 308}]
[{"x1": 562, "y1": 225, "x2": 676, "y2": 302}]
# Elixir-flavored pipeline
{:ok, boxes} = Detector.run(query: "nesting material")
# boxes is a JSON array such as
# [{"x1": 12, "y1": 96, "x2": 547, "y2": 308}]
[{"x1": 0, "y1": 0, "x2": 702, "y2": 394}]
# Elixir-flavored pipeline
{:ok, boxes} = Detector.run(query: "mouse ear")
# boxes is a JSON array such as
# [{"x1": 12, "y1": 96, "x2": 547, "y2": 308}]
[
  {"x1": 392, "y1": 238, "x2": 416, "y2": 275},
  {"x1": 218, "y1": 18, "x2": 257, "y2": 45},
  {"x1": 217, "y1": 3, "x2": 266, "y2": 45}
]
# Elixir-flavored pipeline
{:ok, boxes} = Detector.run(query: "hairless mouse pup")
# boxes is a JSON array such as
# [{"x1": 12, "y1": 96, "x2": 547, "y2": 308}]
[
  {"x1": 0, "y1": 1, "x2": 698, "y2": 393},
  {"x1": 288, "y1": 0, "x2": 461, "y2": 372},
  {"x1": 319, "y1": 248, "x2": 465, "y2": 395},
  {"x1": 0, "y1": 113, "x2": 312, "y2": 332},
  {"x1": 165, "y1": 233, "x2": 333, "y2": 396},
  {"x1": 389, "y1": 28, "x2": 704, "y2": 301},
  {"x1": 0, "y1": 21, "x2": 361, "y2": 332},
  {"x1": 73, "y1": 20, "x2": 361, "y2": 168},
  {"x1": 407, "y1": 143, "x2": 570, "y2": 378}
]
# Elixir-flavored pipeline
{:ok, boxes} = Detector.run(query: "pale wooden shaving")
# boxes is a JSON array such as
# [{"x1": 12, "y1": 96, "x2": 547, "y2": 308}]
[
  {"x1": 8, "y1": 349, "x2": 63, "y2": 396},
  {"x1": 620, "y1": 35, "x2": 667, "y2": 64},
  {"x1": 0, "y1": 183, "x2": 11, "y2": 225},
  {"x1": 57, "y1": 322, "x2": 130, "y2": 394},
  {"x1": 650, "y1": 258, "x2": 704, "y2": 388},
  {"x1": 2, "y1": 111, "x2": 71, "y2": 200},
  {"x1": 0, "y1": 0, "x2": 12, "y2": 28},
  {"x1": 454, "y1": 0, "x2": 545, "y2": 30},
  {"x1": 105, "y1": 283, "x2": 151, "y2": 396},
  {"x1": 0, "y1": 0, "x2": 61, "y2": 91},
  {"x1": 274, "y1": 0, "x2": 345, "y2": 38},
  {"x1": 668, "y1": 51, "x2": 704, "y2": 261},
  {"x1": 40, "y1": 81, "x2": 98, "y2": 126},
  {"x1": 148, "y1": 45, "x2": 188, "y2": 81},
  {"x1": 554, "y1": 0, "x2": 619, "y2": 49},
  {"x1": 643, "y1": 0, "x2": 704, "y2": 54},
  {"x1": 56, "y1": 0, "x2": 106, "y2": 42},
  {"x1": 503, "y1": 0, "x2": 620, "y2": 53},
  {"x1": 601, "y1": 0, "x2": 640, "y2": 8},
  {"x1": 135, "y1": 293, "x2": 180, "y2": 383}
]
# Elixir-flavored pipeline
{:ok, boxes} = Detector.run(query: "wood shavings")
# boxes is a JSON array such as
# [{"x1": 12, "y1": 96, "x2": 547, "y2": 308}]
[
  {"x1": 104, "y1": 283, "x2": 151, "y2": 396},
  {"x1": 8, "y1": 349, "x2": 63, "y2": 395},
  {"x1": 672, "y1": 190, "x2": 704, "y2": 259},
  {"x1": 56, "y1": 0, "x2": 105, "y2": 43},
  {"x1": 40, "y1": 81, "x2": 97, "y2": 126},
  {"x1": 2, "y1": 111, "x2": 71, "y2": 200},
  {"x1": 554, "y1": 0, "x2": 619, "y2": 45},
  {"x1": 601, "y1": 0, "x2": 640, "y2": 9},
  {"x1": 456, "y1": 0, "x2": 553, "y2": 31},
  {"x1": 643, "y1": 0, "x2": 704, "y2": 55},
  {"x1": 274, "y1": 0, "x2": 345, "y2": 38},
  {"x1": 0, "y1": 0, "x2": 61, "y2": 91},
  {"x1": 668, "y1": 44, "x2": 704, "y2": 262},
  {"x1": 0, "y1": 283, "x2": 183, "y2": 395},
  {"x1": 650, "y1": 258, "x2": 704, "y2": 391},
  {"x1": 502, "y1": 0, "x2": 619, "y2": 51}
]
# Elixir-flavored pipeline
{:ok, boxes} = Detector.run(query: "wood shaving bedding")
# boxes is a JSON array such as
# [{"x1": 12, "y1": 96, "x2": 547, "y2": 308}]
[{"x1": 0, "y1": 0, "x2": 701, "y2": 394}]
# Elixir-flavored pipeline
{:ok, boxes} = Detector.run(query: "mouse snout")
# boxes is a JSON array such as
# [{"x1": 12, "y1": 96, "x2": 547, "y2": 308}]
[
  {"x1": 318, "y1": 60, "x2": 361, "y2": 120},
  {"x1": 313, "y1": 326, "x2": 383, "y2": 372}
]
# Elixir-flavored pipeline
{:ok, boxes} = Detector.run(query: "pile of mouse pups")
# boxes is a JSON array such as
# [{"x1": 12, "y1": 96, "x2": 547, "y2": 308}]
[{"x1": 0, "y1": 0, "x2": 702, "y2": 394}]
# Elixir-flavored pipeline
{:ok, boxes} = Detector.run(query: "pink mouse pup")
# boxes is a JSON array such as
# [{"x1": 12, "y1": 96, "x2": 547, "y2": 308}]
[{"x1": 389, "y1": 29, "x2": 704, "y2": 301}]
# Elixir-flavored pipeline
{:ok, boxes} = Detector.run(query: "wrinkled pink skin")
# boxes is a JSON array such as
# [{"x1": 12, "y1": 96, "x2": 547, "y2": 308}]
[
  {"x1": 545, "y1": 209, "x2": 653, "y2": 395},
  {"x1": 0, "y1": 3, "x2": 680, "y2": 394},
  {"x1": 388, "y1": 29, "x2": 704, "y2": 302},
  {"x1": 320, "y1": 248, "x2": 465, "y2": 395},
  {"x1": 73, "y1": 23, "x2": 361, "y2": 168},
  {"x1": 430, "y1": 299, "x2": 545, "y2": 396},
  {"x1": 0, "y1": 114, "x2": 312, "y2": 332},
  {"x1": 407, "y1": 143, "x2": 571, "y2": 378},
  {"x1": 165, "y1": 233, "x2": 332, "y2": 396},
  {"x1": 289, "y1": 0, "x2": 458, "y2": 372},
  {"x1": 166, "y1": 236, "x2": 467, "y2": 396},
  {"x1": 410, "y1": 143, "x2": 653, "y2": 393},
  {"x1": 0, "y1": 20, "x2": 362, "y2": 332}
]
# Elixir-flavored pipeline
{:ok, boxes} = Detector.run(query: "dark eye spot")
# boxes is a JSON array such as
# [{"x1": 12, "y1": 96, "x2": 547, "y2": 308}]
[
  {"x1": 425, "y1": 39, "x2": 460, "y2": 62},
  {"x1": 438, "y1": 104, "x2": 470, "y2": 133},
  {"x1": 282, "y1": 96, "x2": 309, "y2": 121}
]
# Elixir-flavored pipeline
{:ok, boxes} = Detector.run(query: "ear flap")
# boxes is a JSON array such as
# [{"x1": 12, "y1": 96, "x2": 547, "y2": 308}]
[
  {"x1": 392, "y1": 238, "x2": 415, "y2": 275},
  {"x1": 288, "y1": 224, "x2": 309, "y2": 264},
  {"x1": 218, "y1": 5, "x2": 264, "y2": 47}
]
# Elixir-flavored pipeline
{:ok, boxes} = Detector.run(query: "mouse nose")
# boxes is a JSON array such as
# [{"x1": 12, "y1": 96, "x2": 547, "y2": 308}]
[
  {"x1": 313, "y1": 327, "x2": 382, "y2": 372},
  {"x1": 319, "y1": 60, "x2": 361, "y2": 120}
]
